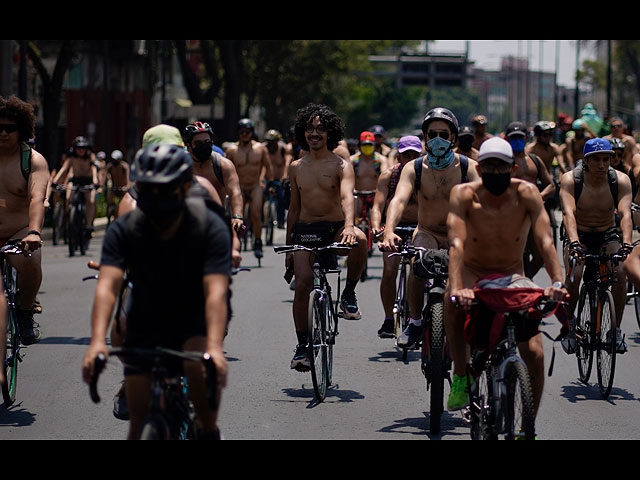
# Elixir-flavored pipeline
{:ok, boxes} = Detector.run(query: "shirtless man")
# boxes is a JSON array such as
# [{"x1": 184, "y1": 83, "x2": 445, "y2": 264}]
[
  {"x1": 370, "y1": 125, "x2": 392, "y2": 157},
  {"x1": 371, "y1": 135, "x2": 421, "y2": 338},
  {"x1": 604, "y1": 117, "x2": 637, "y2": 171},
  {"x1": 506, "y1": 121, "x2": 555, "y2": 278},
  {"x1": 527, "y1": 121, "x2": 566, "y2": 174},
  {"x1": 184, "y1": 121, "x2": 244, "y2": 232},
  {"x1": 53, "y1": 136, "x2": 98, "y2": 232},
  {"x1": 0, "y1": 96, "x2": 49, "y2": 345},
  {"x1": 286, "y1": 103, "x2": 367, "y2": 371},
  {"x1": 564, "y1": 119, "x2": 590, "y2": 170},
  {"x1": 559, "y1": 138, "x2": 633, "y2": 354},
  {"x1": 472, "y1": 115, "x2": 493, "y2": 150},
  {"x1": 105, "y1": 150, "x2": 130, "y2": 216},
  {"x1": 380, "y1": 107, "x2": 479, "y2": 349},
  {"x1": 225, "y1": 118, "x2": 273, "y2": 259},
  {"x1": 446, "y1": 136, "x2": 567, "y2": 414},
  {"x1": 263, "y1": 129, "x2": 289, "y2": 228}
]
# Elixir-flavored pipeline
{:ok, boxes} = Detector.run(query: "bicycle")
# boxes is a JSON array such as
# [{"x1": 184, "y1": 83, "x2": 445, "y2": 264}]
[
  {"x1": 354, "y1": 190, "x2": 376, "y2": 281},
  {"x1": 275, "y1": 242, "x2": 353, "y2": 402},
  {"x1": 62, "y1": 184, "x2": 97, "y2": 257},
  {"x1": 1, "y1": 240, "x2": 30, "y2": 407},
  {"x1": 105, "y1": 185, "x2": 129, "y2": 227},
  {"x1": 379, "y1": 225, "x2": 416, "y2": 361},
  {"x1": 568, "y1": 250, "x2": 625, "y2": 398},
  {"x1": 459, "y1": 292, "x2": 566, "y2": 440},
  {"x1": 262, "y1": 181, "x2": 279, "y2": 247},
  {"x1": 89, "y1": 346, "x2": 218, "y2": 440}
]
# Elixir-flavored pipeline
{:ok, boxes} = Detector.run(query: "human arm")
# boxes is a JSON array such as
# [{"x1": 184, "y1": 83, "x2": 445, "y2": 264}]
[
  {"x1": 616, "y1": 172, "x2": 634, "y2": 249},
  {"x1": 339, "y1": 158, "x2": 358, "y2": 245},
  {"x1": 82, "y1": 265, "x2": 125, "y2": 384},
  {"x1": 370, "y1": 169, "x2": 390, "y2": 235},
  {"x1": 446, "y1": 184, "x2": 473, "y2": 309},
  {"x1": 380, "y1": 161, "x2": 416, "y2": 251},
  {"x1": 221, "y1": 159, "x2": 244, "y2": 231},
  {"x1": 203, "y1": 273, "x2": 229, "y2": 388},
  {"x1": 536, "y1": 156, "x2": 556, "y2": 201},
  {"x1": 22, "y1": 151, "x2": 49, "y2": 252}
]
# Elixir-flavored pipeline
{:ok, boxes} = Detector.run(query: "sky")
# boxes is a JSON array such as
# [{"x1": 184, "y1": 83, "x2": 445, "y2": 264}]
[{"x1": 429, "y1": 40, "x2": 595, "y2": 88}]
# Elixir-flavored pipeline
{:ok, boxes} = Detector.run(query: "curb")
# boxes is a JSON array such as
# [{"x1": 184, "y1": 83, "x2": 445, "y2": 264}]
[{"x1": 41, "y1": 217, "x2": 109, "y2": 244}]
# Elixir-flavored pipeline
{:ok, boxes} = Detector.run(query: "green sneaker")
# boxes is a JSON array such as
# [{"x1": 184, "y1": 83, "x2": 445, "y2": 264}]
[{"x1": 447, "y1": 373, "x2": 473, "y2": 410}]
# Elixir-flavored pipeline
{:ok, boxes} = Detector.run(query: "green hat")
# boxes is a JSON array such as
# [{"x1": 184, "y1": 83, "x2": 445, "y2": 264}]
[{"x1": 142, "y1": 124, "x2": 184, "y2": 148}]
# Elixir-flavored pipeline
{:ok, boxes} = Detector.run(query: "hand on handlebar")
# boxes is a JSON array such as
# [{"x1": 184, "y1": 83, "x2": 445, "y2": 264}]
[{"x1": 450, "y1": 288, "x2": 475, "y2": 311}]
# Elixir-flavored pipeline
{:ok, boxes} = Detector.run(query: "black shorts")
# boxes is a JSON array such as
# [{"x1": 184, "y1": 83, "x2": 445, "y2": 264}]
[
  {"x1": 563, "y1": 226, "x2": 621, "y2": 254},
  {"x1": 70, "y1": 176, "x2": 93, "y2": 187},
  {"x1": 292, "y1": 221, "x2": 344, "y2": 248}
]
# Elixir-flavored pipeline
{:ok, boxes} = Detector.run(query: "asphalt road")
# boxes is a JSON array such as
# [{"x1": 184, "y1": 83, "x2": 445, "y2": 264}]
[{"x1": 1, "y1": 223, "x2": 640, "y2": 440}]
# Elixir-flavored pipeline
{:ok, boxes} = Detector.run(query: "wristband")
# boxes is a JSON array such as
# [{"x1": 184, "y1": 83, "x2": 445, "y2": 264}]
[
  {"x1": 27, "y1": 230, "x2": 41, "y2": 237},
  {"x1": 232, "y1": 214, "x2": 243, "y2": 220}
]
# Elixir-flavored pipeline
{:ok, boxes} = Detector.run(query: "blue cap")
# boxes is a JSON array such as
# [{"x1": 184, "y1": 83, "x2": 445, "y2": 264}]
[{"x1": 584, "y1": 138, "x2": 614, "y2": 158}]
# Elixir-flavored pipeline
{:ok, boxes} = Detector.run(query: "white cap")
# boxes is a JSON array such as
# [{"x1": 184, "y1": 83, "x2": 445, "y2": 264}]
[{"x1": 477, "y1": 137, "x2": 514, "y2": 165}]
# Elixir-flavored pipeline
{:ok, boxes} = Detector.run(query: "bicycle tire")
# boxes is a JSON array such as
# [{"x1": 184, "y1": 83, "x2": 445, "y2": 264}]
[
  {"x1": 308, "y1": 290, "x2": 328, "y2": 402},
  {"x1": 502, "y1": 360, "x2": 536, "y2": 440},
  {"x1": 2, "y1": 312, "x2": 19, "y2": 407},
  {"x1": 426, "y1": 300, "x2": 445, "y2": 434},
  {"x1": 326, "y1": 299, "x2": 336, "y2": 387},
  {"x1": 596, "y1": 289, "x2": 616, "y2": 398},
  {"x1": 138, "y1": 415, "x2": 170, "y2": 440},
  {"x1": 263, "y1": 200, "x2": 276, "y2": 246},
  {"x1": 632, "y1": 283, "x2": 640, "y2": 331},
  {"x1": 68, "y1": 207, "x2": 78, "y2": 257},
  {"x1": 576, "y1": 285, "x2": 594, "y2": 384},
  {"x1": 469, "y1": 366, "x2": 494, "y2": 440},
  {"x1": 52, "y1": 202, "x2": 65, "y2": 246}
]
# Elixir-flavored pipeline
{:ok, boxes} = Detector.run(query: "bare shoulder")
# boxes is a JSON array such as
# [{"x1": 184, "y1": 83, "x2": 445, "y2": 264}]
[{"x1": 451, "y1": 179, "x2": 478, "y2": 201}]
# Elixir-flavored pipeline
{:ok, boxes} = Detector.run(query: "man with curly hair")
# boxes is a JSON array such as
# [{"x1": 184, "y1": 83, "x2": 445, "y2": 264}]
[
  {"x1": 285, "y1": 103, "x2": 367, "y2": 371},
  {"x1": 0, "y1": 96, "x2": 49, "y2": 344}
]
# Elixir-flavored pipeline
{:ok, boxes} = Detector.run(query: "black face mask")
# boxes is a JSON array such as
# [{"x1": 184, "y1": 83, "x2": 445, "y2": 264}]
[
  {"x1": 267, "y1": 141, "x2": 278, "y2": 154},
  {"x1": 192, "y1": 142, "x2": 213, "y2": 162},
  {"x1": 458, "y1": 137, "x2": 473, "y2": 151},
  {"x1": 137, "y1": 191, "x2": 186, "y2": 228},
  {"x1": 482, "y1": 172, "x2": 511, "y2": 196}
]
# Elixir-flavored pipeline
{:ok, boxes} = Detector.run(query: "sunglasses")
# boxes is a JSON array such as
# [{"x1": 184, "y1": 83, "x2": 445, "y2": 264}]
[
  {"x1": 0, "y1": 124, "x2": 18, "y2": 134},
  {"x1": 611, "y1": 124, "x2": 624, "y2": 129},
  {"x1": 427, "y1": 130, "x2": 450, "y2": 140},
  {"x1": 305, "y1": 124, "x2": 327, "y2": 134}
]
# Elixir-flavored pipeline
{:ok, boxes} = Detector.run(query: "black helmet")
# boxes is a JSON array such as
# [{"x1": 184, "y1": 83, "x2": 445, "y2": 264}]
[
  {"x1": 458, "y1": 125, "x2": 473, "y2": 138},
  {"x1": 184, "y1": 121, "x2": 213, "y2": 144},
  {"x1": 533, "y1": 121, "x2": 555, "y2": 135},
  {"x1": 421, "y1": 108, "x2": 459, "y2": 138},
  {"x1": 131, "y1": 144, "x2": 193, "y2": 187},
  {"x1": 609, "y1": 137, "x2": 625, "y2": 151},
  {"x1": 238, "y1": 118, "x2": 255, "y2": 131}
]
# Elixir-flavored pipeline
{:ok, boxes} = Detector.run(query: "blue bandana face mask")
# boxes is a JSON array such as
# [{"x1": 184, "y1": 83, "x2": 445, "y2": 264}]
[
  {"x1": 509, "y1": 138, "x2": 526, "y2": 153},
  {"x1": 426, "y1": 137, "x2": 455, "y2": 170}
]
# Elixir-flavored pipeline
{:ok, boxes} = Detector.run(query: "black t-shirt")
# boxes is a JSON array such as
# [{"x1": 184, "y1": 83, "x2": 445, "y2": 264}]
[{"x1": 100, "y1": 197, "x2": 231, "y2": 347}]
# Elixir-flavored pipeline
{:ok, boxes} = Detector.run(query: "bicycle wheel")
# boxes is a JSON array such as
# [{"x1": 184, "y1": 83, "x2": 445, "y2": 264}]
[
  {"x1": 575, "y1": 285, "x2": 594, "y2": 384},
  {"x1": 308, "y1": 290, "x2": 328, "y2": 402},
  {"x1": 596, "y1": 290, "x2": 617, "y2": 398},
  {"x1": 68, "y1": 207, "x2": 78, "y2": 257},
  {"x1": 2, "y1": 312, "x2": 19, "y2": 407},
  {"x1": 52, "y1": 202, "x2": 65, "y2": 246},
  {"x1": 426, "y1": 300, "x2": 446, "y2": 434},
  {"x1": 138, "y1": 415, "x2": 170, "y2": 440},
  {"x1": 326, "y1": 299, "x2": 336, "y2": 387},
  {"x1": 394, "y1": 267, "x2": 410, "y2": 360},
  {"x1": 468, "y1": 365, "x2": 494, "y2": 440},
  {"x1": 263, "y1": 200, "x2": 276, "y2": 246},
  {"x1": 632, "y1": 283, "x2": 640, "y2": 331},
  {"x1": 502, "y1": 360, "x2": 536, "y2": 440}
]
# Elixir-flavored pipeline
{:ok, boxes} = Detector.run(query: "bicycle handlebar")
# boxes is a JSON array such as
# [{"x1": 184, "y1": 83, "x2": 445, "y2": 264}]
[
  {"x1": 89, "y1": 347, "x2": 219, "y2": 410},
  {"x1": 353, "y1": 190, "x2": 376, "y2": 197},
  {"x1": 0, "y1": 240, "x2": 32, "y2": 257}
]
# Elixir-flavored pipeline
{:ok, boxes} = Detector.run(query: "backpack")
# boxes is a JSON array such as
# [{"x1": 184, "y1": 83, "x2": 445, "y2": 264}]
[
  {"x1": 414, "y1": 154, "x2": 469, "y2": 193},
  {"x1": 572, "y1": 163, "x2": 619, "y2": 206},
  {"x1": 20, "y1": 142, "x2": 32, "y2": 181}
]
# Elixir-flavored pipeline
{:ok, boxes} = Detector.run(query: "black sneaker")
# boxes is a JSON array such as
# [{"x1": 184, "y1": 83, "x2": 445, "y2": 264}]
[
  {"x1": 396, "y1": 323, "x2": 422, "y2": 349},
  {"x1": 290, "y1": 344, "x2": 311, "y2": 372},
  {"x1": 254, "y1": 238, "x2": 263, "y2": 259},
  {"x1": 340, "y1": 290, "x2": 361, "y2": 320},
  {"x1": 17, "y1": 309, "x2": 41, "y2": 345},
  {"x1": 112, "y1": 382, "x2": 129, "y2": 420},
  {"x1": 378, "y1": 318, "x2": 395, "y2": 338}
]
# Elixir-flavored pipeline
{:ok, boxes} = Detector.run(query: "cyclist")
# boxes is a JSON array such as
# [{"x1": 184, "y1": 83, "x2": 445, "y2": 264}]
[
  {"x1": 286, "y1": 103, "x2": 367, "y2": 371},
  {"x1": 604, "y1": 117, "x2": 637, "y2": 171},
  {"x1": 82, "y1": 144, "x2": 232, "y2": 440},
  {"x1": 370, "y1": 125, "x2": 392, "y2": 157},
  {"x1": 53, "y1": 136, "x2": 99, "y2": 235},
  {"x1": 0, "y1": 276, "x2": 6, "y2": 384},
  {"x1": 183, "y1": 121, "x2": 244, "y2": 232},
  {"x1": 527, "y1": 121, "x2": 567, "y2": 175},
  {"x1": 454, "y1": 126, "x2": 478, "y2": 160},
  {"x1": 105, "y1": 150, "x2": 130, "y2": 217},
  {"x1": 262, "y1": 129, "x2": 289, "y2": 228},
  {"x1": 610, "y1": 137, "x2": 637, "y2": 199},
  {"x1": 380, "y1": 107, "x2": 479, "y2": 349},
  {"x1": 225, "y1": 118, "x2": 274, "y2": 260},
  {"x1": 446, "y1": 136, "x2": 567, "y2": 416},
  {"x1": 371, "y1": 135, "x2": 422, "y2": 338},
  {"x1": 506, "y1": 121, "x2": 555, "y2": 278},
  {"x1": 563, "y1": 119, "x2": 590, "y2": 170},
  {"x1": 559, "y1": 138, "x2": 633, "y2": 354},
  {"x1": 471, "y1": 115, "x2": 493, "y2": 150},
  {"x1": 0, "y1": 96, "x2": 49, "y2": 345}
]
